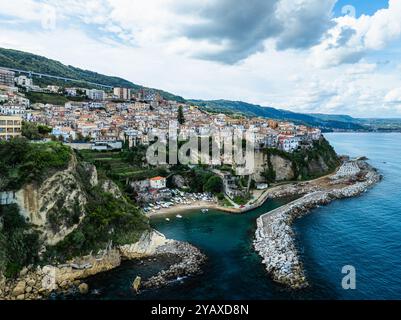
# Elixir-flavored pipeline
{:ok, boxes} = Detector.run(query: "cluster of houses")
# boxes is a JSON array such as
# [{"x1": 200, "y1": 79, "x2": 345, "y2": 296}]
[
  {"x1": 0, "y1": 68, "x2": 322, "y2": 155},
  {"x1": 131, "y1": 176, "x2": 170, "y2": 204}
]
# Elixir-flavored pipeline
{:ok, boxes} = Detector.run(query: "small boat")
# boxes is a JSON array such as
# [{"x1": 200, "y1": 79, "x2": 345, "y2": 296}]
[
  {"x1": 165, "y1": 218, "x2": 170, "y2": 222},
  {"x1": 201, "y1": 209, "x2": 209, "y2": 213},
  {"x1": 176, "y1": 214, "x2": 183, "y2": 219},
  {"x1": 91, "y1": 289, "x2": 101, "y2": 296}
]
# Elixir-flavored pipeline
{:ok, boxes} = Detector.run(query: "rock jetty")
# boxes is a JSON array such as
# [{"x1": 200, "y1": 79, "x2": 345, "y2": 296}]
[
  {"x1": 0, "y1": 230, "x2": 206, "y2": 300},
  {"x1": 143, "y1": 241, "x2": 206, "y2": 289},
  {"x1": 254, "y1": 160, "x2": 381, "y2": 289}
]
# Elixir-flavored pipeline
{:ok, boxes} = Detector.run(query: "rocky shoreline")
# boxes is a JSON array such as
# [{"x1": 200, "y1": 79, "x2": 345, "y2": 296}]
[
  {"x1": 142, "y1": 241, "x2": 206, "y2": 289},
  {"x1": 254, "y1": 160, "x2": 382, "y2": 289},
  {"x1": 0, "y1": 230, "x2": 206, "y2": 300}
]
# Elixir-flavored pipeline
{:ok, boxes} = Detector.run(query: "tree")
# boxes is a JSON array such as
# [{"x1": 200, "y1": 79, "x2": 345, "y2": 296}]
[
  {"x1": 21, "y1": 122, "x2": 52, "y2": 140},
  {"x1": 204, "y1": 176, "x2": 223, "y2": 194},
  {"x1": 37, "y1": 124, "x2": 52, "y2": 136},
  {"x1": 178, "y1": 105, "x2": 185, "y2": 125},
  {"x1": 21, "y1": 121, "x2": 40, "y2": 140}
]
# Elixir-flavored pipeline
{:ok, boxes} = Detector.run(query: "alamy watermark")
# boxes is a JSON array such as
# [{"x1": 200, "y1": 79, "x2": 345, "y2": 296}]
[
  {"x1": 341, "y1": 5, "x2": 356, "y2": 18},
  {"x1": 41, "y1": 4, "x2": 57, "y2": 31},
  {"x1": 146, "y1": 122, "x2": 256, "y2": 175},
  {"x1": 342, "y1": 265, "x2": 356, "y2": 290}
]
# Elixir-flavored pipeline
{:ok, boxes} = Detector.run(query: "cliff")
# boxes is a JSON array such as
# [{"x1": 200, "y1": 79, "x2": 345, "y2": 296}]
[
  {"x1": 1, "y1": 140, "x2": 206, "y2": 300},
  {"x1": 254, "y1": 137, "x2": 340, "y2": 183},
  {"x1": 0, "y1": 230, "x2": 206, "y2": 300},
  {"x1": 0, "y1": 139, "x2": 149, "y2": 279}
]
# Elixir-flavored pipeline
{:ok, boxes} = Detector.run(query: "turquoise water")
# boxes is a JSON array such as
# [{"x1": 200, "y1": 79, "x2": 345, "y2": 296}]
[{"x1": 74, "y1": 133, "x2": 401, "y2": 300}]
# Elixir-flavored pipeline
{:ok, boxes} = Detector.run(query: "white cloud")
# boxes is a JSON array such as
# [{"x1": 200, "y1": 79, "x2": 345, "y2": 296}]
[
  {"x1": 1, "y1": 0, "x2": 401, "y2": 117},
  {"x1": 385, "y1": 88, "x2": 401, "y2": 103},
  {"x1": 311, "y1": 0, "x2": 401, "y2": 68}
]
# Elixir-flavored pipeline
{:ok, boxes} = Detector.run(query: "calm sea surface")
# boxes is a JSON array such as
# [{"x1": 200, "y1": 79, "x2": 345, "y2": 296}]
[{"x1": 70, "y1": 133, "x2": 401, "y2": 300}]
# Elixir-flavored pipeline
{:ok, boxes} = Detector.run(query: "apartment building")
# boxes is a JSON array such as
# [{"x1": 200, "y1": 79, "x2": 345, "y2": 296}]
[
  {"x1": 0, "y1": 68, "x2": 15, "y2": 88},
  {"x1": 113, "y1": 87, "x2": 131, "y2": 101},
  {"x1": 86, "y1": 89, "x2": 106, "y2": 101},
  {"x1": 0, "y1": 115, "x2": 22, "y2": 140}
]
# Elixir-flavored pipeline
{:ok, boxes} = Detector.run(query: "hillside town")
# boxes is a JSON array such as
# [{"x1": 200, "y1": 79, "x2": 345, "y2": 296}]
[
  {"x1": 0, "y1": 67, "x2": 327, "y2": 211},
  {"x1": 0, "y1": 68, "x2": 322, "y2": 153}
]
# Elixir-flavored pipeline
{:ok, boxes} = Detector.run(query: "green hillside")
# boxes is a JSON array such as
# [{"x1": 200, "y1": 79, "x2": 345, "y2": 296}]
[{"x1": 190, "y1": 99, "x2": 367, "y2": 131}]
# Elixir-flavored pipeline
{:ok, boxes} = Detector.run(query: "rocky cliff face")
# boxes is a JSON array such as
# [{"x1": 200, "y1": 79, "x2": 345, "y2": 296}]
[
  {"x1": 119, "y1": 230, "x2": 168, "y2": 259},
  {"x1": 13, "y1": 155, "x2": 97, "y2": 246},
  {"x1": 0, "y1": 229, "x2": 206, "y2": 300},
  {"x1": 269, "y1": 155, "x2": 294, "y2": 181},
  {"x1": 253, "y1": 138, "x2": 339, "y2": 183}
]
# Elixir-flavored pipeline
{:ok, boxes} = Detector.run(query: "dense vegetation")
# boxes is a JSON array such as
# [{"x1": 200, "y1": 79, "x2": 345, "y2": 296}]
[
  {"x1": 46, "y1": 187, "x2": 149, "y2": 261},
  {"x1": 25, "y1": 92, "x2": 88, "y2": 105},
  {"x1": 182, "y1": 167, "x2": 223, "y2": 195},
  {"x1": 0, "y1": 205, "x2": 41, "y2": 278},
  {"x1": 0, "y1": 138, "x2": 71, "y2": 191},
  {"x1": 21, "y1": 121, "x2": 52, "y2": 140},
  {"x1": 0, "y1": 47, "x2": 185, "y2": 102},
  {"x1": 77, "y1": 147, "x2": 168, "y2": 186},
  {"x1": 0, "y1": 139, "x2": 149, "y2": 273}
]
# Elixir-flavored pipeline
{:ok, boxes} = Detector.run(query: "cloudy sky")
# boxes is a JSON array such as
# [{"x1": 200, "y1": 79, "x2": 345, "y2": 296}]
[{"x1": 0, "y1": 0, "x2": 401, "y2": 117}]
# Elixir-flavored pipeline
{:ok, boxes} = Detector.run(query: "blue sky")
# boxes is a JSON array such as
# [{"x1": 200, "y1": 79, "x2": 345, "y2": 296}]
[{"x1": 0, "y1": 0, "x2": 401, "y2": 118}]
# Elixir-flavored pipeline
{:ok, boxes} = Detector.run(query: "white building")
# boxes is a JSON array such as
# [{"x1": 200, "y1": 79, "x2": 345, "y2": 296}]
[
  {"x1": 308, "y1": 128, "x2": 322, "y2": 141},
  {"x1": 47, "y1": 85, "x2": 60, "y2": 93},
  {"x1": 149, "y1": 176, "x2": 167, "y2": 190},
  {"x1": 15, "y1": 75, "x2": 33, "y2": 87},
  {"x1": 0, "y1": 104, "x2": 26, "y2": 116},
  {"x1": 86, "y1": 89, "x2": 106, "y2": 101},
  {"x1": 51, "y1": 127, "x2": 76, "y2": 141},
  {"x1": 279, "y1": 135, "x2": 300, "y2": 152},
  {"x1": 113, "y1": 87, "x2": 131, "y2": 101},
  {"x1": 65, "y1": 88, "x2": 78, "y2": 97}
]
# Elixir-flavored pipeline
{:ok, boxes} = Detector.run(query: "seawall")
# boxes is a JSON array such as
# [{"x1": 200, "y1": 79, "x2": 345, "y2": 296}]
[{"x1": 254, "y1": 160, "x2": 382, "y2": 289}]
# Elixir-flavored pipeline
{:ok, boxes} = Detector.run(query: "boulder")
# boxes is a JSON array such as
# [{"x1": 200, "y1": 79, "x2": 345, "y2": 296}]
[
  {"x1": 78, "y1": 283, "x2": 89, "y2": 295},
  {"x1": 12, "y1": 281, "x2": 26, "y2": 297},
  {"x1": 172, "y1": 175, "x2": 186, "y2": 188},
  {"x1": 132, "y1": 276, "x2": 141, "y2": 293}
]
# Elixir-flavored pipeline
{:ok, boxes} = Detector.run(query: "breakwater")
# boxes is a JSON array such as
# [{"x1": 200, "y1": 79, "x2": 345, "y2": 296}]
[{"x1": 254, "y1": 160, "x2": 382, "y2": 289}]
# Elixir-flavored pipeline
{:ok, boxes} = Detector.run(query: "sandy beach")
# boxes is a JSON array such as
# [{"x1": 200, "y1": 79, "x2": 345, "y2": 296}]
[
  {"x1": 147, "y1": 165, "x2": 341, "y2": 218},
  {"x1": 147, "y1": 200, "x2": 241, "y2": 217}
]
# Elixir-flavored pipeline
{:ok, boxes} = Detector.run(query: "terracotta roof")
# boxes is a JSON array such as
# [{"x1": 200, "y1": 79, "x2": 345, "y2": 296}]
[{"x1": 150, "y1": 176, "x2": 165, "y2": 181}]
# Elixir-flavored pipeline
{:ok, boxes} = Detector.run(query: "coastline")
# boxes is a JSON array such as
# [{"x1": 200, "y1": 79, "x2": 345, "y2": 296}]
[
  {"x1": 147, "y1": 200, "x2": 230, "y2": 217},
  {"x1": 0, "y1": 230, "x2": 206, "y2": 300},
  {"x1": 253, "y1": 160, "x2": 382, "y2": 289},
  {"x1": 147, "y1": 171, "x2": 340, "y2": 218}
]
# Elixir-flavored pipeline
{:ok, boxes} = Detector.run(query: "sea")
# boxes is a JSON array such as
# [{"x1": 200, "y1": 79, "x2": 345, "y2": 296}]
[{"x1": 66, "y1": 133, "x2": 401, "y2": 300}]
